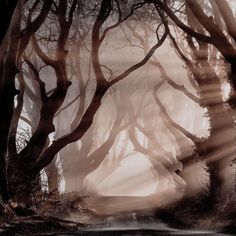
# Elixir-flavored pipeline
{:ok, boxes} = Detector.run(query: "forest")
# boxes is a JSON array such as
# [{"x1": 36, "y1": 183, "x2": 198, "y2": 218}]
[{"x1": 0, "y1": 0, "x2": 236, "y2": 235}]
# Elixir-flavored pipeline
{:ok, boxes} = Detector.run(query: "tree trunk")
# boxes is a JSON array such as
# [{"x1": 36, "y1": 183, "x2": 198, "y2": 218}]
[
  {"x1": 60, "y1": 142, "x2": 92, "y2": 193},
  {"x1": 6, "y1": 158, "x2": 41, "y2": 210},
  {"x1": 206, "y1": 162, "x2": 223, "y2": 210},
  {"x1": 227, "y1": 58, "x2": 236, "y2": 108},
  {"x1": 0, "y1": 0, "x2": 18, "y2": 45},
  {"x1": 0, "y1": 0, "x2": 22, "y2": 202},
  {"x1": 199, "y1": 94, "x2": 235, "y2": 210}
]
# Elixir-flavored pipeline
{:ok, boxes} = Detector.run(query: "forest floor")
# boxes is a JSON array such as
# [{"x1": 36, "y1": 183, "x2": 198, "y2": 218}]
[
  {"x1": 0, "y1": 211, "x2": 234, "y2": 235},
  {"x1": 0, "y1": 211, "x2": 224, "y2": 236},
  {"x1": 0, "y1": 194, "x2": 235, "y2": 235}
]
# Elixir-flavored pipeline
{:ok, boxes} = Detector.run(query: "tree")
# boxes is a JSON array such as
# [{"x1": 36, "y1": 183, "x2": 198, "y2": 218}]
[
  {"x1": 0, "y1": 0, "x2": 168, "y2": 214},
  {"x1": 0, "y1": 0, "x2": 19, "y2": 44},
  {"x1": 142, "y1": 0, "x2": 236, "y2": 212},
  {"x1": 0, "y1": 0, "x2": 53, "y2": 203}
]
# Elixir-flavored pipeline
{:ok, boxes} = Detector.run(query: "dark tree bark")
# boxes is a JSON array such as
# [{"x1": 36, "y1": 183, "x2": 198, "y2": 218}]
[
  {"x1": 171, "y1": 3, "x2": 236, "y2": 210},
  {"x1": 0, "y1": 0, "x2": 53, "y2": 203},
  {"x1": 0, "y1": 0, "x2": 22, "y2": 201},
  {"x1": 0, "y1": 0, "x2": 168, "y2": 213},
  {"x1": 35, "y1": 0, "x2": 167, "y2": 173},
  {"x1": 0, "y1": 0, "x2": 18, "y2": 45}
]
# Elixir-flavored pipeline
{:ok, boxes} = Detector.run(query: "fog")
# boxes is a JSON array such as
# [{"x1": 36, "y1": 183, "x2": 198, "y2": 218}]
[{"x1": 15, "y1": 0, "x2": 235, "y2": 217}]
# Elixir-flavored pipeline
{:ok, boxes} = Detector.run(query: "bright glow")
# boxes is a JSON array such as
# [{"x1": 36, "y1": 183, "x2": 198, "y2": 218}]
[
  {"x1": 221, "y1": 82, "x2": 231, "y2": 102},
  {"x1": 84, "y1": 154, "x2": 157, "y2": 196},
  {"x1": 56, "y1": 155, "x2": 65, "y2": 194},
  {"x1": 40, "y1": 169, "x2": 49, "y2": 193}
]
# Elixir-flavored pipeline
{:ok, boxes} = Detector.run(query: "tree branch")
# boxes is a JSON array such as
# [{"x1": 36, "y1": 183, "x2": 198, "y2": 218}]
[
  {"x1": 109, "y1": 23, "x2": 168, "y2": 87},
  {"x1": 153, "y1": 83, "x2": 198, "y2": 143}
]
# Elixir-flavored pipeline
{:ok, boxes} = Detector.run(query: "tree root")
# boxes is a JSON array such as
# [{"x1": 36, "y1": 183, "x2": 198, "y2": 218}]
[{"x1": 0, "y1": 213, "x2": 85, "y2": 236}]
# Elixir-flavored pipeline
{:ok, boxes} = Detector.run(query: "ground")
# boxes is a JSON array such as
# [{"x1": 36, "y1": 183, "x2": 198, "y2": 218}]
[{"x1": 0, "y1": 193, "x2": 236, "y2": 235}]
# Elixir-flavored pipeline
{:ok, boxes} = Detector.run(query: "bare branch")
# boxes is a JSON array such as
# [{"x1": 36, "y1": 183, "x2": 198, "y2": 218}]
[
  {"x1": 153, "y1": 83, "x2": 198, "y2": 143},
  {"x1": 145, "y1": 0, "x2": 212, "y2": 43},
  {"x1": 55, "y1": 94, "x2": 81, "y2": 117},
  {"x1": 24, "y1": 57, "x2": 47, "y2": 100},
  {"x1": 32, "y1": 34, "x2": 55, "y2": 67},
  {"x1": 109, "y1": 24, "x2": 168, "y2": 87},
  {"x1": 214, "y1": 0, "x2": 236, "y2": 41}
]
